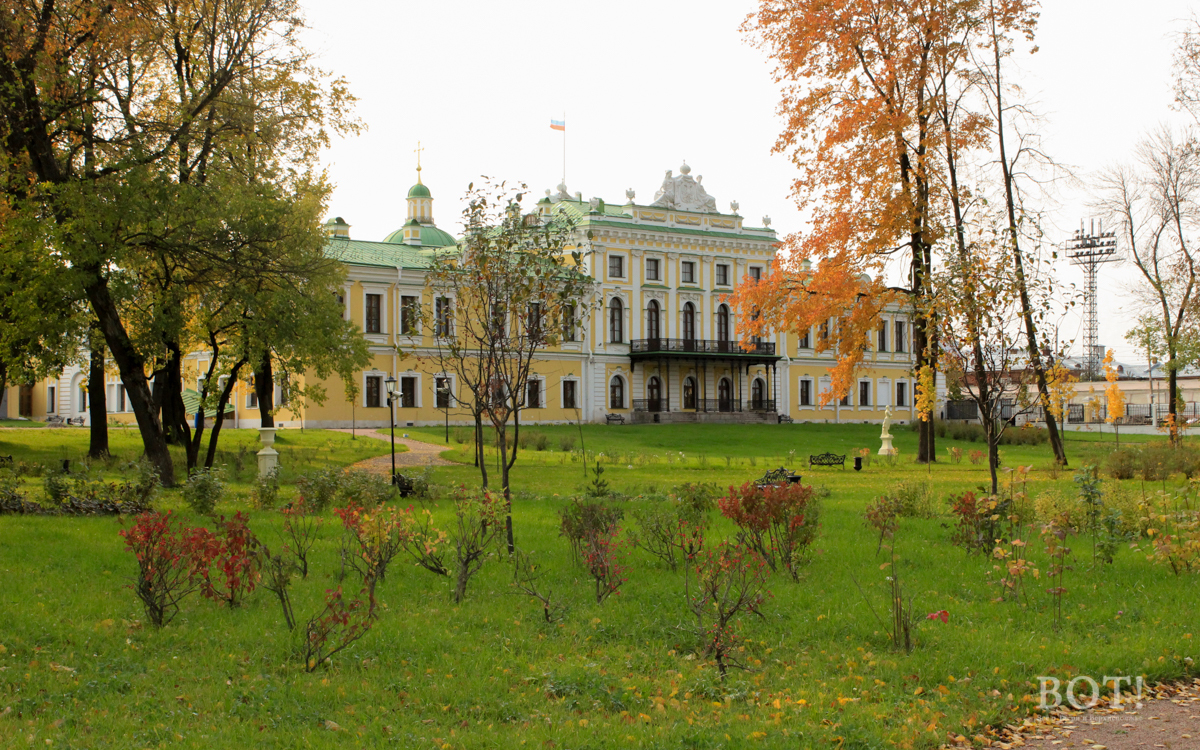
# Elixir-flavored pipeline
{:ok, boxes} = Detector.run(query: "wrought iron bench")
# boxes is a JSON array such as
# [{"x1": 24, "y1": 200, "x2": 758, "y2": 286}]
[
  {"x1": 605, "y1": 413, "x2": 626, "y2": 425},
  {"x1": 808, "y1": 452, "x2": 846, "y2": 469},
  {"x1": 756, "y1": 467, "x2": 802, "y2": 489},
  {"x1": 778, "y1": 414, "x2": 794, "y2": 424},
  {"x1": 66, "y1": 416, "x2": 85, "y2": 426},
  {"x1": 392, "y1": 472, "x2": 414, "y2": 498}
]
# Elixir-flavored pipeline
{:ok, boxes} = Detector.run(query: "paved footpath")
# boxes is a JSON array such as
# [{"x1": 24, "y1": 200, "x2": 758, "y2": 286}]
[{"x1": 329, "y1": 428, "x2": 457, "y2": 474}]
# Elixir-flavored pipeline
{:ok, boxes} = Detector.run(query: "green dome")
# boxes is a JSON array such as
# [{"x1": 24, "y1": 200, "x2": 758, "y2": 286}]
[
  {"x1": 383, "y1": 223, "x2": 457, "y2": 247},
  {"x1": 407, "y1": 182, "x2": 431, "y2": 198}
]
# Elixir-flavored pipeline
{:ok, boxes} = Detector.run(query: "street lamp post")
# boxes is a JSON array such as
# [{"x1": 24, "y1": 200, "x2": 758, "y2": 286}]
[
  {"x1": 439, "y1": 382, "x2": 450, "y2": 444},
  {"x1": 385, "y1": 375, "x2": 398, "y2": 483}
]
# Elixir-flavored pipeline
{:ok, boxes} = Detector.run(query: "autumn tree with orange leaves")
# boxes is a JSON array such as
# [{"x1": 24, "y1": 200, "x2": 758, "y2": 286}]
[{"x1": 738, "y1": 0, "x2": 1041, "y2": 464}]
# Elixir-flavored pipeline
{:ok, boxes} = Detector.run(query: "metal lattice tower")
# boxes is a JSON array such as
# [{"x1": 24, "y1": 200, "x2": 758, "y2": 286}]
[{"x1": 1066, "y1": 220, "x2": 1117, "y2": 380}]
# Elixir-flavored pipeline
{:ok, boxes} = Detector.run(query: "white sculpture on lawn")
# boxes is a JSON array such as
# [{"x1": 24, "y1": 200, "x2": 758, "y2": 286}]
[{"x1": 878, "y1": 405, "x2": 895, "y2": 456}]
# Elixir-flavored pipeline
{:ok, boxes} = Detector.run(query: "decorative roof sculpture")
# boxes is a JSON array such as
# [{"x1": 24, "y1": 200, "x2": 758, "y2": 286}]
[{"x1": 649, "y1": 162, "x2": 719, "y2": 213}]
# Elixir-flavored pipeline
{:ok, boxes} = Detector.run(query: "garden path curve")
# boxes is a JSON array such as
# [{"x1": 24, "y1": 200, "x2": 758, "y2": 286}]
[{"x1": 330, "y1": 428, "x2": 457, "y2": 473}]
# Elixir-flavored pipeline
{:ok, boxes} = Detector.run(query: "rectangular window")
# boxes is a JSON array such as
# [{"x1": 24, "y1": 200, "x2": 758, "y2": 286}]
[
  {"x1": 608, "y1": 254, "x2": 624, "y2": 278},
  {"x1": 716, "y1": 264, "x2": 730, "y2": 286},
  {"x1": 79, "y1": 385, "x2": 87, "y2": 412},
  {"x1": 563, "y1": 380, "x2": 577, "y2": 409},
  {"x1": 491, "y1": 303, "x2": 506, "y2": 338},
  {"x1": 859, "y1": 381, "x2": 871, "y2": 407},
  {"x1": 749, "y1": 266, "x2": 762, "y2": 281},
  {"x1": 46, "y1": 385, "x2": 56, "y2": 413},
  {"x1": 646, "y1": 258, "x2": 660, "y2": 281},
  {"x1": 681, "y1": 261, "x2": 696, "y2": 284},
  {"x1": 896, "y1": 382, "x2": 908, "y2": 407},
  {"x1": 878, "y1": 322, "x2": 888, "y2": 352},
  {"x1": 526, "y1": 379, "x2": 541, "y2": 408},
  {"x1": 400, "y1": 376, "x2": 417, "y2": 409},
  {"x1": 400, "y1": 295, "x2": 418, "y2": 335},
  {"x1": 840, "y1": 392, "x2": 850, "y2": 407},
  {"x1": 365, "y1": 293, "x2": 382, "y2": 333},
  {"x1": 798, "y1": 328, "x2": 810, "y2": 349},
  {"x1": 277, "y1": 378, "x2": 289, "y2": 406},
  {"x1": 435, "y1": 297, "x2": 452, "y2": 337},
  {"x1": 895, "y1": 320, "x2": 906, "y2": 353},
  {"x1": 435, "y1": 377, "x2": 451, "y2": 409},
  {"x1": 799, "y1": 379, "x2": 812, "y2": 407},
  {"x1": 527, "y1": 302, "x2": 543, "y2": 339},
  {"x1": 365, "y1": 376, "x2": 381, "y2": 408},
  {"x1": 116, "y1": 384, "x2": 127, "y2": 412},
  {"x1": 247, "y1": 389, "x2": 258, "y2": 409},
  {"x1": 561, "y1": 304, "x2": 576, "y2": 342}
]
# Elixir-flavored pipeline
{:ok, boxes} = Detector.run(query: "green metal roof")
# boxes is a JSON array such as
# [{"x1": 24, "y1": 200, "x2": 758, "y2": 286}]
[
  {"x1": 183, "y1": 388, "x2": 235, "y2": 416},
  {"x1": 407, "y1": 182, "x2": 431, "y2": 198},
  {"x1": 381, "y1": 224, "x2": 458, "y2": 248},
  {"x1": 548, "y1": 200, "x2": 775, "y2": 241},
  {"x1": 324, "y1": 237, "x2": 448, "y2": 269}
]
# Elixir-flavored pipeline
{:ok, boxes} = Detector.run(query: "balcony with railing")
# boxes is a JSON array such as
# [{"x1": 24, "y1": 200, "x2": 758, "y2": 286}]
[{"x1": 629, "y1": 338, "x2": 777, "y2": 357}]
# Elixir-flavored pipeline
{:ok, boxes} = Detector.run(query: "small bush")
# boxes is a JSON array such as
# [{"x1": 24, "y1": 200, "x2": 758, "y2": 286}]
[
  {"x1": 889, "y1": 480, "x2": 937, "y2": 519},
  {"x1": 452, "y1": 428, "x2": 470, "y2": 445},
  {"x1": 560, "y1": 499, "x2": 624, "y2": 563},
  {"x1": 685, "y1": 541, "x2": 769, "y2": 679},
  {"x1": 183, "y1": 468, "x2": 225, "y2": 515},
  {"x1": 43, "y1": 468, "x2": 71, "y2": 506},
  {"x1": 250, "y1": 469, "x2": 282, "y2": 510},
  {"x1": 336, "y1": 470, "x2": 396, "y2": 507},
  {"x1": 198, "y1": 512, "x2": 262, "y2": 608},
  {"x1": 718, "y1": 482, "x2": 820, "y2": 580},
  {"x1": 558, "y1": 435, "x2": 577, "y2": 452},
  {"x1": 300, "y1": 586, "x2": 375, "y2": 672},
  {"x1": 295, "y1": 468, "x2": 343, "y2": 512},
  {"x1": 1105, "y1": 449, "x2": 1138, "y2": 480},
  {"x1": 119, "y1": 511, "x2": 214, "y2": 626}
]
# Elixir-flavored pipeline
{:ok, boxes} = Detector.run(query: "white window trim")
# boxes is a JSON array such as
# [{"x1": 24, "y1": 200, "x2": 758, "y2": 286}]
[
  {"x1": 797, "y1": 377, "x2": 816, "y2": 410},
  {"x1": 362, "y1": 286, "x2": 389, "y2": 335},
  {"x1": 896, "y1": 379, "x2": 911, "y2": 408},
  {"x1": 398, "y1": 292, "x2": 422, "y2": 338},
  {"x1": 876, "y1": 377, "x2": 891, "y2": 408},
  {"x1": 607, "y1": 251, "x2": 627, "y2": 280},
  {"x1": 524, "y1": 375, "x2": 546, "y2": 409},
  {"x1": 433, "y1": 373, "x2": 457, "y2": 409},
  {"x1": 609, "y1": 374, "x2": 628, "y2": 409},
  {"x1": 857, "y1": 379, "x2": 872, "y2": 409},
  {"x1": 362, "y1": 371, "x2": 387, "y2": 409},
  {"x1": 715, "y1": 263, "x2": 731, "y2": 287},
  {"x1": 433, "y1": 293, "x2": 456, "y2": 340},
  {"x1": 46, "y1": 384, "x2": 57, "y2": 414},
  {"x1": 680, "y1": 260, "x2": 698, "y2": 285},
  {"x1": 645, "y1": 257, "x2": 661, "y2": 282},
  {"x1": 399, "y1": 372, "x2": 423, "y2": 409},
  {"x1": 560, "y1": 376, "x2": 581, "y2": 409}
]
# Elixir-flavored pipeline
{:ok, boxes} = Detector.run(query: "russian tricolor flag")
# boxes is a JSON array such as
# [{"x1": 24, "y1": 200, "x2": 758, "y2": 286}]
[{"x1": 550, "y1": 119, "x2": 565, "y2": 131}]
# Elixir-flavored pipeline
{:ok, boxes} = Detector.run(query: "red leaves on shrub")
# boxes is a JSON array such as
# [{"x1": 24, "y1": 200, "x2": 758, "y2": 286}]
[
  {"x1": 301, "y1": 586, "x2": 375, "y2": 672},
  {"x1": 119, "y1": 511, "x2": 213, "y2": 627},
  {"x1": 718, "y1": 482, "x2": 820, "y2": 580},
  {"x1": 686, "y1": 541, "x2": 770, "y2": 679},
  {"x1": 198, "y1": 512, "x2": 262, "y2": 608}
]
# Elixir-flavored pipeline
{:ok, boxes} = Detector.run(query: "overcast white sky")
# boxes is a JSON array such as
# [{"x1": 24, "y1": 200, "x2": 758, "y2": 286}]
[{"x1": 301, "y1": 0, "x2": 1197, "y2": 365}]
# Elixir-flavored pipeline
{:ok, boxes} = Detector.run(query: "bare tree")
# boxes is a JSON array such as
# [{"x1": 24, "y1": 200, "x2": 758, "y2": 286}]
[
  {"x1": 424, "y1": 181, "x2": 593, "y2": 553},
  {"x1": 1097, "y1": 127, "x2": 1200, "y2": 444}
]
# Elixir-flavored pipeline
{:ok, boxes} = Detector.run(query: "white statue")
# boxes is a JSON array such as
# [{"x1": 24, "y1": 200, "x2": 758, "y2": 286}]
[
  {"x1": 553, "y1": 182, "x2": 571, "y2": 202},
  {"x1": 762, "y1": 215, "x2": 772, "y2": 228},
  {"x1": 649, "y1": 163, "x2": 720, "y2": 213},
  {"x1": 589, "y1": 196, "x2": 601, "y2": 211},
  {"x1": 625, "y1": 188, "x2": 636, "y2": 201},
  {"x1": 730, "y1": 200, "x2": 739, "y2": 213},
  {"x1": 878, "y1": 405, "x2": 895, "y2": 456}
]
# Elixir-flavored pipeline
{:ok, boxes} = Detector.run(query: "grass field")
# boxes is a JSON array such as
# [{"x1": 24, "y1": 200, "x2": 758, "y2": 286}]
[{"x1": 1, "y1": 424, "x2": 1197, "y2": 749}]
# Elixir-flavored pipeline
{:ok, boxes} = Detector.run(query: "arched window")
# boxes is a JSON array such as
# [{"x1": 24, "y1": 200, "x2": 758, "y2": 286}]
[
  {"x1": 609, "y1": 376, "x2": 625, "y2": 409},
  {"x1": 682, "y1": 302, "x2": 696, "y2": 342},
  {"x1": 609, "y1": 298, "x2": 624, "y2": 343},
  {"x1": 751, "y1": 378, "x2": 766, "y2": 410},
  {"x1": 646, "y1": 300, "x2": 660, "y2": 340},
  {"x1": 717, "y1": 305, "x2": 730, "y2": 346},
  {"x1": 647, "y1": 376, "x2": 662, "y2": 411},
  {"x1": 718, "y1": 377, "x2": 732, "y2": 412},
  {"x1": 683, "y1": 376, "x2": 697, "y2": 410}
]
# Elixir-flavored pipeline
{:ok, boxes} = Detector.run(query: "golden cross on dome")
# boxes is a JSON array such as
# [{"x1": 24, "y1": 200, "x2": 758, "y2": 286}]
[{"x1": 414, "y1": 141, "x2": 424, "y2": 181}]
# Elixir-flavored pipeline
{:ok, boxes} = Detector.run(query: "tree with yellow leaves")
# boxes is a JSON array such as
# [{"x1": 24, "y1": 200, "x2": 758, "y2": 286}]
[{"x1": 1103, "y1": 349, "x2": 1127, "y2": 445}]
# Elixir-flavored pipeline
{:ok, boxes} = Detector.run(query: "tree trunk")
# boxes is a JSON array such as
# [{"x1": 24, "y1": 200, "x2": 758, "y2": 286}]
[
  {"x1": 989, "y1": 2, "x2": 1068, "y2": 467},
  {"x1": 84, "y1": 277, "x2": 175, "y2": 486},
  {"x1": 204, "y1": 358, "x2": 247, "y2": 468},
  {"x1": 163, "y1": 341, "x2": 197, "y2": 469},
  {"x1": 498, "y1": 422, "x2": 514, "y2": 554},
  {"x1": 255, "y1": 351, "x2": 275, "y2": 428},
  {"x1": 87, "y1": 341, "x2": 109, "y2": 458}
]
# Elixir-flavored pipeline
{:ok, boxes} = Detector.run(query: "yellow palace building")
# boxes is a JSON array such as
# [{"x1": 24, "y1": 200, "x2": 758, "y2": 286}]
[{"x1": 1, "y1": 162, "x2": 917, "y2": 429}]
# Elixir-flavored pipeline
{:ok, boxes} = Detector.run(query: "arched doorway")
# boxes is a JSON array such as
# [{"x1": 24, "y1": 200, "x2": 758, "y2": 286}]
[
  {"x1": 683, "y1": 376, "x2": 697, "y2": 410},
  {"x1": 646, "y1": 300, "x2": 660, "y2": 341},
  {"x1": 609, "y1": 298, "x2": 624, "y2": 343},
  {"x1": 647, "y1": 376, "x2": 662, "y2": 412},
  {"x1": 682, "y1": 302, "x2": 696, "y2": 348},
  {"x1": 609, "y1": 376, "x2": 625, "y2": 409},
  {"x1": 751, "y1": 377, "x2": 766, "y2": 410},
  {"x1": 718, "y1": 377, "x2": 732, "y2": 412},
  {"x1": 717, "y1": 305, "x2": 730, "y2": 351}
]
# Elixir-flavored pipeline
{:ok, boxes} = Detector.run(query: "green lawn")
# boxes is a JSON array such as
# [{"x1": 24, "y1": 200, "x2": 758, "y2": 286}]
[{"x1": 1, "y1": 424, "x2": 1196, "y2": 749}]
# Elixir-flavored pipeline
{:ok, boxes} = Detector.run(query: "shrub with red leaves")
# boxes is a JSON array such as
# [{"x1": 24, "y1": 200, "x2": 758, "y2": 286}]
[
  {"x1": 301, "y1": 586, "x2": 375, "y2": 672},
  {"x1": 718, "y1": 481, "x2": 820, "y2": 580},
  {"x1": 198, "y1": 512, "x2": 262, "y2": 608},
  {"x1": 686, "y1": 541, "x2": 770, "y2": 680},
  {"x1": 119, "y1": 511, "x2": 214, "y2": 627},
  {"x1": 583, "y1": 521, "x2": 629, "y2": 604}
]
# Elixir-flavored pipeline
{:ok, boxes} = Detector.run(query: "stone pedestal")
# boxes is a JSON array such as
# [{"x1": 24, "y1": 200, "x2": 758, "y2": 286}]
[
  {"x1": 878, "y1": 434, "x2": 894, "y2": 456},
  {"x1": 257, "y1": 427, "x2": 279, "y2": 477}
]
